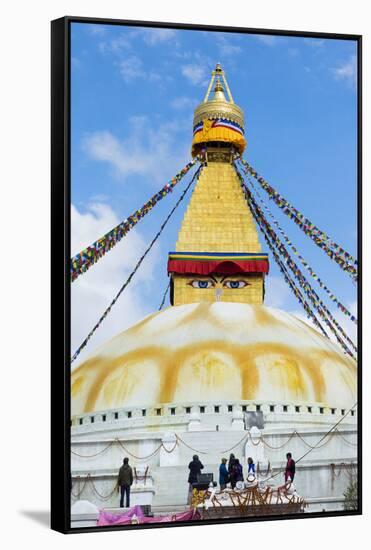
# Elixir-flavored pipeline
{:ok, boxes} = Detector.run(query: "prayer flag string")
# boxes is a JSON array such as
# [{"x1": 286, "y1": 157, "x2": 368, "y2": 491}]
[
  {"x1": 250, "y1": 199, "x2": 329, "y2": 338},
  {"x1": 71, "y1": 165, "x2": 203, "y2": 363},
  {"x1": 244, "y1": 170, "x2": 357, "y2": 353},
  {"x1": 234, "y1": 169, "x2": 329, "y2": 338},
  {"x1": 243, "y1": 170, "x2": 357, "y2": 341},
  {"x1": 70, "y1": 160, "x2": 198, "y2": 282},
  {"x1": 158, "y1": 280, "x2": 171, "y2": 311},
  {"x1": 238, "y1": 158, "x2": 357, "y2": 281},
  {"x1": 234, "y1": 165, "x2": 356, "y2": 359},
  {"x1": 245, "y1": 190, "x2": 356, "y2": 358}
]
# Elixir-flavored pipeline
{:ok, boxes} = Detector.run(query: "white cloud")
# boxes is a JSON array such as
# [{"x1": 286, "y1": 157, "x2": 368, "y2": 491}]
[
  {"x1": 140, "y1": 28, "x2": 177, "y2": 45},
  {"x1": 216, "y1": 35, "x2": 241, "y2": 56},
  {"x1": 305, "y1": 38, "x2": 325, "y2": 48},
  {"x1": 71, "y1": 202, "x2": 160, "y2": 368},
  {"x1": 289, "y1": 300, "x2": 357, "y2": 353},
  {"x1": 89, "y1": 193, "x2": 109, "y2": 203},
  {"x1": 265, "y1": 273, "x2": 357, "y2": 353},
  {"x1": 82, "y1": 116, "x2": 189, "y2": 184},
  {"x1": 333, "y1": 300, "x2": 357, "y2": 345},
  {"x1": 118, "y1": 56, "x2": 146, "y2": 82},
  {"x1": 98, "y1": 28, "x2": 177, "y2": 56},
  {"x1": 170, "y1": 96, "x2": 198, "y2": 110},
  {"x1": 264, "y1": 275, "x2": 291, "y2": 309},
  {"x1": 88, "y1": 25, "x2": 107, "y2": 37},
  {"x1": 255, "y1": 35, "x2": 277, "y2": 46},
  {"x1": 181, "y1": 64, "x2": 208, "y2": 86},
  {"x1": 71, "y1": 202, "x2": 118, "y2": 256},
  {"x1": 100, "y1": 34, "x2": 131, "y2": 54},
  {"x1": 114, "y1": 55, "x2": 164, "y2": 84},
  {"x1": 332, "y1": 55, "x2": 357, "y2": 87}
]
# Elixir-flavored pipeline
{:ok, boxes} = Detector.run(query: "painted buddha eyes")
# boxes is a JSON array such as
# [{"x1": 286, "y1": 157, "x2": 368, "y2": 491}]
[
  {"x1": 224, "y1": 281, "x2": 248, "y2": 289},
  {"x1": 190, "y1": 280, "x2": 214, "y2": 289},
  {"x1": 189, "y1": 279, "x2": 249, "y2": 289}
]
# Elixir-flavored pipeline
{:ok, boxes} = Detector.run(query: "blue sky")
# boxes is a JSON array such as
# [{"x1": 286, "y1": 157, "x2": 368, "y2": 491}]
[{"x1": 70, "y1": 22, "x2": 358, "y2": 365}]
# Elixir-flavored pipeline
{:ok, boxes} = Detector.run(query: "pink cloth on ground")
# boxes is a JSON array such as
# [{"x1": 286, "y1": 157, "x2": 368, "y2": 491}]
[{"x1": 97, "y1": 506, "x2": 200, "y2": 526}]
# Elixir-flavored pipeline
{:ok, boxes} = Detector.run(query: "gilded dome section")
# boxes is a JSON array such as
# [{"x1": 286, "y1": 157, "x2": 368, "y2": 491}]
[{"x1": 71, "y1": 303, "x2": 356, "y2": 416}]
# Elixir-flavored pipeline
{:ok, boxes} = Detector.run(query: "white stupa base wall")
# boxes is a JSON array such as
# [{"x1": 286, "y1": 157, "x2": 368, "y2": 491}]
[{"x1": 71, "y1": 402, "x2": 357, "y2": 522}]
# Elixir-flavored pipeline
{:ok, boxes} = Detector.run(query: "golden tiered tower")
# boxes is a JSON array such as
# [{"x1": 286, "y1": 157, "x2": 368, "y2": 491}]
[{"x1": 168, "y1": 64, "x2": 269, "y2": 306}]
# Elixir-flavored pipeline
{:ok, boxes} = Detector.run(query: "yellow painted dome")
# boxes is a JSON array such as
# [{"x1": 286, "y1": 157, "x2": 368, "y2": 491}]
[{"x1": 71, "y1": 302, "x2": 356, "y2": 415}]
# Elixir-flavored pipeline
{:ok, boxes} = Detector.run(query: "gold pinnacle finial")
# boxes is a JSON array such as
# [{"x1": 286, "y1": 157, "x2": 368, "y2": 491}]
[
  {"x1": 212, "y1": 79, "x2": 226, "y2": 101},
  {"x1": 214, "y1": 80, "x2": 224, "y2": 92},
  {"x1": 191, "y1": 64, "x2": 246, "y2": 157}
]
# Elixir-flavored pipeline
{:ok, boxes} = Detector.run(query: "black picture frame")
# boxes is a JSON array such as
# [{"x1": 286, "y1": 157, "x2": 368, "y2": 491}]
[{"x1": 51, "y1": 15, "x2": 362, "y2": 534}]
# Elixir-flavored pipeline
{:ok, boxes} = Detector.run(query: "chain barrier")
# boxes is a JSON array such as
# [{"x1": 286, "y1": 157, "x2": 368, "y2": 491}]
[
  {"x1": 70, "y1": 427, "x2": 357, "y2": 460},
  {"x1": 260, "y1": 403, "x2": 357, "y2": 483}
]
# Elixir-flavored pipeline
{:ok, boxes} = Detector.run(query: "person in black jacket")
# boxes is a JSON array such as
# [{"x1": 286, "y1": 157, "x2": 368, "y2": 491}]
[
  {"x1": 187, "y1": 455, "x2": 204, "y2": 503},
  {"x1": 228, "y1": 453, "x2": 237, "y2": 489},
  {"x1": 117, "y1": 457, "x2": 134, "y2": 508}
]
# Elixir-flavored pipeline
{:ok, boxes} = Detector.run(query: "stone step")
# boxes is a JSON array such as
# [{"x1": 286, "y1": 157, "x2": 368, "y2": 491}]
[{"x1": 151, "y1": 504, "x2": 190, "y2": 515}]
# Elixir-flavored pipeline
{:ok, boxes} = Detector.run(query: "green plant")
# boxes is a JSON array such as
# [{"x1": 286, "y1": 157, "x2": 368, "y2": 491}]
[{"x1": 343, "y1": 480, "x2": 358, "y2": 511}]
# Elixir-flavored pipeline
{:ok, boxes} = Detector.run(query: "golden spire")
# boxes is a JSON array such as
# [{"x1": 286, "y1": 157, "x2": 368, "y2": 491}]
[
  {"x1": 211, "y1": 79, "x2": 227, "y2": 101},
  {"x1": 168, "y1": 64, "x2": 268, "y2": 307},
  {"x1": 191, "y1": 63, "x2": 246, "y2": 157}
]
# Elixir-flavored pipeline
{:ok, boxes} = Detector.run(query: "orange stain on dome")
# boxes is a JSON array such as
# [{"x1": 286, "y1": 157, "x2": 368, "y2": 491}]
[{"x1": 71, "y1": 340, "x2": 349, "y2": 414}]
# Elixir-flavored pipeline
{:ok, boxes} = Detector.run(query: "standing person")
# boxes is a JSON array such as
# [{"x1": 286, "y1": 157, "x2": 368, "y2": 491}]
[
  {"x1": 285, "y1": 452, "x2": 296, "y2": 482},
  {"x1": 219, "y1": 458, "x2": 229, "y2": 490},
  {"x1": 118, "y1": 457, "x2": 133, "y2": 508},
  {"x1": 228, "y1": 453, "x2": 236, "y2": 488},
  {"x1": 234, "y1": 458, "x2": 243, "y2": 482},
  {"x1": 188, "y1": 454, "x2": 204, "y2": 503},
  {"x1": 247, "y1": 457, "x2": 255, "y2": 474}
]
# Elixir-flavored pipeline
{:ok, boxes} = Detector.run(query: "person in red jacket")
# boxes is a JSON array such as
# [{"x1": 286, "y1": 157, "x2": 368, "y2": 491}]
[{"x1": 285, "y1": 452, "x2": 296, "y2": 482}]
